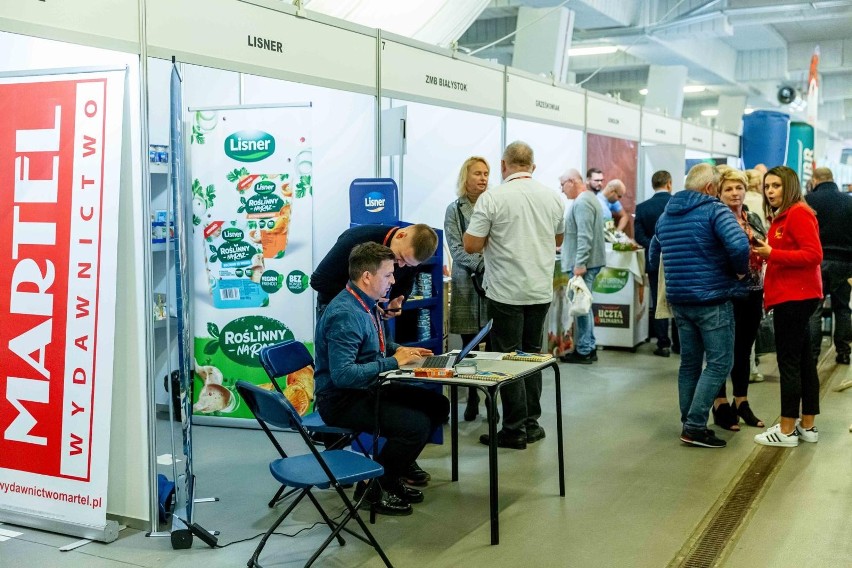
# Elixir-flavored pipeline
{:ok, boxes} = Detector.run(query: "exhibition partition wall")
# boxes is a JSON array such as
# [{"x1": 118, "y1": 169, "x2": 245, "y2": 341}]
[
  {"x1": 0, "y1": 0, "x2": 747, "y2": 544},
  {"x1": 639, "y1": 109, "x2": 685, "y2": 201},
  {"x1": 386, "y1": 99, "x2": 503, "y2": 228},
  {"x1": 505, "y1": 69, "x2": 586, "y2": 196},
  {"x1": 585, "y1": 93, "x2": 641, "y2": 236},
  {"x1": 379, "y1": 33, "x2": 504, "y2": 229},
  {"x1": 0, "y1": 30, "x2": 149, "y2": 538}
]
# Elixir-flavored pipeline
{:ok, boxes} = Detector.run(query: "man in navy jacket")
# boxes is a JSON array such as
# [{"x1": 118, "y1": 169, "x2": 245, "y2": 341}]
[
  {"x1": 649, "y1": 163, "x2": 749, "y2": 449},
  {"x1": 635, "y1": 170, "x2": 676, "y2": 357},
  {"x1": 805, "y1": 167, "x2": 852, "y2": 364}
]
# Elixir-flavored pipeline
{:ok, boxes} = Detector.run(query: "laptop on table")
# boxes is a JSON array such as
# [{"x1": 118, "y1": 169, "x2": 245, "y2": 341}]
[{"x1": 400, "y1": 319, "x2": 493, "y2": 371}]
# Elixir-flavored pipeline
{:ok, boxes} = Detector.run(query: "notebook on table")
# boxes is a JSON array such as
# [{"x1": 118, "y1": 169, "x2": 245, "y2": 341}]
[{"x1": 400, "y1": 319, "x2": 493, "y2": 371}]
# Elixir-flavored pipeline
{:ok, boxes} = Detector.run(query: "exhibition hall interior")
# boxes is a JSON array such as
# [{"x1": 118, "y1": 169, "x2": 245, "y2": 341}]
[{"x1": 1, "y1": 1, "x2": 850, "y2": 567}]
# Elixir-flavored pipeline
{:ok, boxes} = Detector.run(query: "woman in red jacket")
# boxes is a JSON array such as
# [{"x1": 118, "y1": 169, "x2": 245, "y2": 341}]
[{"x1": 752, "y1": 166, "x2": 823, "y2": 447}]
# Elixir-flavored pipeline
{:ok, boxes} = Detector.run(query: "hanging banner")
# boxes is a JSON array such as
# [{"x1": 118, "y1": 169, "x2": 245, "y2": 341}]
[
  {"x1": 0, "y1": 69, "x2": 125, "y2": 541},
  {"x1": 786, "y1": 121, "x2": 815, "y2": 188},
  {"x1": 189, "y1": 104, "x2": 314, "y2": 424}
]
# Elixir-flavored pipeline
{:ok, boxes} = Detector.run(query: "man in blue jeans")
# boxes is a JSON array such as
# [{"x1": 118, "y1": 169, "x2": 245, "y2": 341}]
[
  {"x1": 561, "y1": 168, "x2": 605, "y2": 364},
  {"x1": 650, "y1": 163, "x2": 749, "y2": 448}
]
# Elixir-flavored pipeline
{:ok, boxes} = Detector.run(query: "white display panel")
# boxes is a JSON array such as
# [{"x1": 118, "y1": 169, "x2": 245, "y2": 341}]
[
  {"x1": 381, "y1": 40, "x2": 503, "y2": 113},
  {"x1": 146, "y1": 0, "x2": 376, "y2": 93},
  {"x1": 640, "y1": 144, "x2": 687, "y2": 199},
  {"x1": 641, "y1": 111, "x2": 681, "y2": 145},
  {"x1": 243, "y1": 76, "x2": 376, "y2": 263},
  {"x1": 586, "y1": 95, "x2": 640, "y2": 140},
  {"x1": 713, "y1": 130, "x2": 740, "y2": 157},
  {"x1": 682, "y1": 122, "x2": 713, "y2": 152},
  {"x1": 0, "y1": 31, "x2": 149, "y2": 526},
  {"x1": 0, "y1": 0, "x2": 138, "y2": 51},
  {"x1": 506, "y1": 72, "x2": 584, "y2": 128},
  {"x1": 384, "y1": 99, "x2": 502, "y2": 229},
  {"x1": 506, "y1": 118, "x2": 584, "y2": 198}
]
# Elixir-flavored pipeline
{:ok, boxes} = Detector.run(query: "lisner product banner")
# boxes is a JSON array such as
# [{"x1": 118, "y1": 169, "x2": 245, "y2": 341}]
[
  {"x1": 0, "y1": 70, "x2": 125, "y2": 538},
  {"x1": 189, "y1": 105, "x2": 314, "y2": 422}
]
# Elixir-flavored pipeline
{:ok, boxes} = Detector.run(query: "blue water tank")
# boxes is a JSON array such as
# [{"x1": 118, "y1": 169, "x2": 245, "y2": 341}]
[{"x1": 742, "y1": 110, "x2": 790, "y2": 170}]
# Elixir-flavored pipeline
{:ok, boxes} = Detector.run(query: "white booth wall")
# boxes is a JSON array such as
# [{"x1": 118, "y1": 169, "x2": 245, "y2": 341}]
[
  {"x1": 243, "y1": 76, "x2": 376, "y2": 257},
  {"x1": 383, "y1": 99, "x2": 503, "y2": 229},
  {"x1": 640, "y1": 145, "x2": 687, "y2": 199},
  {"x1": 0, "y1": 30, "x2": 150, "y2": 524},
  {"x1": 505, "y1": 118, "x2": 585, "y2": 199}
]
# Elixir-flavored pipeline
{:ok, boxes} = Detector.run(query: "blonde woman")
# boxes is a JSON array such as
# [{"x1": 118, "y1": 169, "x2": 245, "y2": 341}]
[
  {"x1": 711, "y1": 169, "x2": 766, "y2": 431},
  {"x1": 744, "y1": 169, "x2": 767, "y2": 229},
  {"x1": 444, "y1": 157, "x2": 492, "y2": 421}
]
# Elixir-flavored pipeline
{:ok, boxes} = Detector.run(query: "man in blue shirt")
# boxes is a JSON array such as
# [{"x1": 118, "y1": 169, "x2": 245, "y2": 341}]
[{"x1": 314, "y1": 242, "x2": 449, "y2": 516}]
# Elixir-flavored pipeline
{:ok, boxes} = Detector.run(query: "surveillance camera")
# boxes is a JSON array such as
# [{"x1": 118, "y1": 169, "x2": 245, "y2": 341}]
[{"x1": 777, "y1": 85, "x2": 797, "y2": 105}]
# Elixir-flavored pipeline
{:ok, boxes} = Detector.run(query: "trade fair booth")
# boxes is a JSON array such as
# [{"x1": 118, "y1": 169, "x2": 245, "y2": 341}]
[{"x1": 0, "y1": 0, "x2": 749, "y2": 555}]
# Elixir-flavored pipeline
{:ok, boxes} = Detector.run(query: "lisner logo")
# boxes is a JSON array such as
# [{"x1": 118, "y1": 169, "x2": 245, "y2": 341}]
[
  {"x1": 364, "y1": 191, "x2": 386, "y2": 213},
  {"x1": 225, "y1": 130, "x2": 275, "y2": 162},
  {"x1": 222, "y1": 228, "x2": 244, "y2": 242}
]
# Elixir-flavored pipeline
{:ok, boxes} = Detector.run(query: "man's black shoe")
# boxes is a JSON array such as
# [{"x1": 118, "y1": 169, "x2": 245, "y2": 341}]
[
  {"x1": 680, "y1": 428, "x2": 726, "y2": 448},
  {"x1": 353, "y1": 481, "x2": 413, "y2": 516},
  {"x1": 386, "y1": 479, "x2": 424, "y2": 504},
  {"x1": 479, "y1": 431, "x2": 527, "y2": 449},
  {"x1": 401, "y1": 461, "x2": 430, "y2": 486},
  {"x1": 561, "y1": 351, "x2": 593, "y2": 364},
  {"x1": 654, "y1": 347, "x2": 671, "y2": 357},
  {"x1": 590, "y1": 348, "x2": 598, "y2": 361},
  {"x1": 526, "y1": 425, "x2": 546, "y2": 444},
  {"x1": 837, "y1": 352, "x2": 850, "y2": 365}
]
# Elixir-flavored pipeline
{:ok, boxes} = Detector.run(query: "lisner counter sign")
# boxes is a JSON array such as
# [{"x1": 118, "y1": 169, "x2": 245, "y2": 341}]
[
  {"x1": 364, "y1": 191, "x2": 386, "y2": 213},
  {"x1": 225, "y1": 130, "x2": 276, "y2": 162}
]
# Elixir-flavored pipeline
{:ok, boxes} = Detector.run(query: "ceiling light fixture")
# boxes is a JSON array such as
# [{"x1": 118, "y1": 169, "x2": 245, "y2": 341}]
[
  {"x1": 569, "y1": 45, "x2": 619, "y2": 56},
  {"x1": 744, "y1": 108, "x2": 755, "y2": 115},
  {"x1": 639, "y1": 85, "x2": 707, "y2": 95},
  {"x1": 701, "y1": 109, "x2": 719, "y2": 117}
]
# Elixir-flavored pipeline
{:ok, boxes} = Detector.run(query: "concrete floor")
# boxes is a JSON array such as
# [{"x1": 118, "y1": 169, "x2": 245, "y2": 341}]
[{"x1": 1, "y1": 341, "x2": 850, "y2": 568}]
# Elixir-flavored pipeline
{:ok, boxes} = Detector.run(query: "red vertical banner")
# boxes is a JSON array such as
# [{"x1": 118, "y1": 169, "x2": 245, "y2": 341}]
[{"x1": 0, "y1": 70, "x2": 124, "y2": 538}]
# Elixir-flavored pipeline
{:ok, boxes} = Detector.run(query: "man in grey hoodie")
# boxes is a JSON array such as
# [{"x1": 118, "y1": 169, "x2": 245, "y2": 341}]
[{"x1": 562, "y1": 167, "x2": 606, "y2": 364}]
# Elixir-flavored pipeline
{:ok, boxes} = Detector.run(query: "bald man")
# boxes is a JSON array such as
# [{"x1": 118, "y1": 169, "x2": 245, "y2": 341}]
[{"x1": 598, "y1": 179, "x2": 628, "y2": 231}]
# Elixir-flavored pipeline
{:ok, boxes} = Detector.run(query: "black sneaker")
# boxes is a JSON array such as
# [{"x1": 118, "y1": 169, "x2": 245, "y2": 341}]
[
  {"x1": 479, "y1": 431, "x2": 527, "y2": 449},
  {"x1": 653, "y1": 347, "x2": 671, "y2": 357},
  {"x1": 526, "y1": 425, "x2": 546, "y2": 444},
  {"x1": 560, "y1": 351, "x2": 593, "y2": 364},
  {"x1": 353, "y1": 481, "x2": 413, "y2": 516},
  {"x1": 680, "y1": 428, "x2": 726, "y2": 448},
  {"x1": 401, "y1": 461, "x2": 430, "y2": 486}
]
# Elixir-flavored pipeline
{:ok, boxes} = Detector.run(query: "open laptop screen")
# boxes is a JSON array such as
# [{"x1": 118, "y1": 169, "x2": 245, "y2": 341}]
[{"x1": 453, "y1": 319, "x2": 493, "y2": 366}]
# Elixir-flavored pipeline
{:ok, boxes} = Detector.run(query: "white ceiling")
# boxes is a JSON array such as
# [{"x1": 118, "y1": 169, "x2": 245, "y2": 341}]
[{"x1": 455, "y1": 0, "x2": 852, "y2": 142}]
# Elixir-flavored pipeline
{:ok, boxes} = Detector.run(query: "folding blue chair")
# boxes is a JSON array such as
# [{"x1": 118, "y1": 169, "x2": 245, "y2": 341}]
[
  {"x1": 258, "y1": 340, "x2": 370, "y2": 508},
  {"x1": 236, "y1": 381, "x2": 393, "y2": 568}
]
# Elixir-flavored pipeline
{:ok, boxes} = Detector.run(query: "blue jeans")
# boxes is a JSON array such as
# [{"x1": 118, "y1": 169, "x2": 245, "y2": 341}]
[
  {"x1": 672, "y1": 301, "x2": 735, "y2": 434},
  {"x1": 572, "y1": 267, "x2": 601, "y2": 356}
]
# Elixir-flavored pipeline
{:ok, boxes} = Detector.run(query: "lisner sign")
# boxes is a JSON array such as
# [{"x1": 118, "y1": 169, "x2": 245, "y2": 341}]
[{"x1": 0, "y1": 70, "x2": 124, "y2": 539}]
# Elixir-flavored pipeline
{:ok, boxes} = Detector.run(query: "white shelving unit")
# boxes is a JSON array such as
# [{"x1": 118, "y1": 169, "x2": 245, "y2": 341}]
[{"x1": 150, "y1": 162, "x2": 178, "y2": 410}]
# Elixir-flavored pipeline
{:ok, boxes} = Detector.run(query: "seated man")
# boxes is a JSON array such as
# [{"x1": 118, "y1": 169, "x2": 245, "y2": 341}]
[{"x1": 314, "y1": 242, "x2": 450, "y2": 516}]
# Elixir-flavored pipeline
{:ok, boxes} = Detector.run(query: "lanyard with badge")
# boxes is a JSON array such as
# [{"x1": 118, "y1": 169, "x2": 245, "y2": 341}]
[{"x1": 346, "y1": 283, "x2": 385, "y2": 356}]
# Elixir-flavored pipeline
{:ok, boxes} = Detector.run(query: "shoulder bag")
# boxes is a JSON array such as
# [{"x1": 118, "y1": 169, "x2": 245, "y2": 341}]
[{"x1": 456, "y1": 201, "x2": 486, "y2": 298}]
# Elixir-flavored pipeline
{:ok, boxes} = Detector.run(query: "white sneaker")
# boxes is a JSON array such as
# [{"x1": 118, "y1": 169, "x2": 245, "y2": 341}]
[
  {"x1": 795, "y1": 420, "x2": 819, "y2": 443},
  {"x1": 754, "y1": 426, "x2": 799, "y2": 447}
]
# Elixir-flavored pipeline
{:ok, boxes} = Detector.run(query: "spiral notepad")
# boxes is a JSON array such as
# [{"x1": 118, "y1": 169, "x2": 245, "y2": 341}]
[
  {"x1": 501, "y1": 351, "x2": 554, "y2": 363},
  {"x1": 455, "y1": 371, "x2": 512, "y2": 382}
]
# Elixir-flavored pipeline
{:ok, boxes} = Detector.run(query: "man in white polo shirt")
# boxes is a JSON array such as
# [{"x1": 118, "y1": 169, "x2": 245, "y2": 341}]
[{"x1": 463, "y1": 141, "x2": 565, "y2": 450}]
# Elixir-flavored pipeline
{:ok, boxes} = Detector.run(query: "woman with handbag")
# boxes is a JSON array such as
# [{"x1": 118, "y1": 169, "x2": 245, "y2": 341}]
[
  {"x1": 711, "y1": 169, "x2": 766, "y2": 431},
  {"x1": 444, "y1": 156, "x2": 492, "y2": 421},
  {"x1": 752, "y1": 166, "x2": 823, "y2": 447}
]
